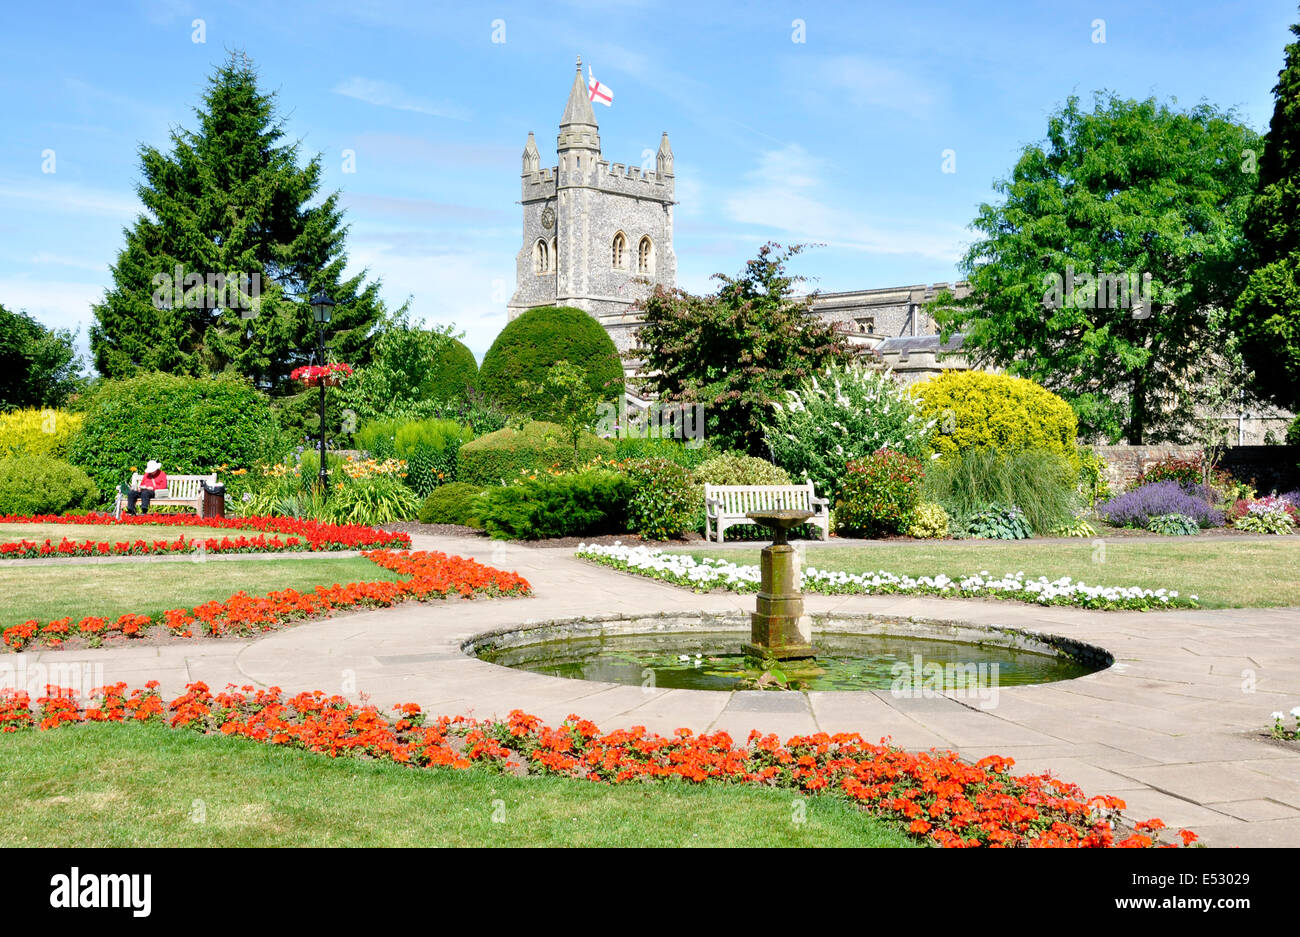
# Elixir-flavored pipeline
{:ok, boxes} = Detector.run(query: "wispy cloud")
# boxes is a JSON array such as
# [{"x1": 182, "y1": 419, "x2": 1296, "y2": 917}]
[
  {"x1": 722, "y1": 144, "x2": 965, "y2": 262},
  {"x1": 333, "y1": 77, "x2": 471, "y2": 121},
  {"x1": 799, "y1": 55, "x2": 938, "y2": 118}
]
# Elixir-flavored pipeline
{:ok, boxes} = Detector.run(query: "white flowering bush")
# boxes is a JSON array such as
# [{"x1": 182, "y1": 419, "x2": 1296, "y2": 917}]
[
  {"x1": 766, "y1": 362, "x2": 936, "y2": 504},
  {"x1": 576, "y1": 543, "x2": 1201, "y2": 611}
]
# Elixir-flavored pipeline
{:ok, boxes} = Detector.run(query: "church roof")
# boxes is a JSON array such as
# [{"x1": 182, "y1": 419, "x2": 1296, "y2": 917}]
[{"x1": 560, "y1": 56, "x2": 598, "y2": 128}]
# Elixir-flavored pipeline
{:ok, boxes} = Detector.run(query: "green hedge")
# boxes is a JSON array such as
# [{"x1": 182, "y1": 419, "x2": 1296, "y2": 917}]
[
  {"x1": 68, "y1": 372, "x2": 285, "y2": 505},
  {"x1": 909, "y1": 371, "x2": 1078, "y2": 463},
  {"x1": 478, "y1": 306, "x2": 624, "y2": 419},
  {"x1": 0, "y1": 455, "x2": 98, "y2": 516},
  {"x1": 427, "y1": 339, "x2": 479, "y2": 403},
  {"x1": 458, "y1": 421, "x2": 614, "y2": 486},
  {"x1": 613, "y1": 436, "x2": 721, "y2": 469},
  {"x1": 357, "y1": 417, "x2": 473, "y2": 495},
  {"x1": 418, "y1": 481, "x2": 490, "y2": 527},
  {"x1": 478, "y1": 469, "x2": 629, "y2": 540}
]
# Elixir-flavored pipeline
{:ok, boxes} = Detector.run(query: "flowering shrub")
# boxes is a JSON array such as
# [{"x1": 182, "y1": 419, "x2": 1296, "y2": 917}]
[
  {"x1": 623, "y1": 457, "x2": 695, "y2": 540},
  {"x1": 0, "y1": 681, "x2": 1197, "y2": 848},
  {"x1": 766, "y1": 362, "x2": 934, "y2": 504},
  {"x1": 0, "y1": 513, "x2": 410, "y2": 559},
  {"x1": 1096, "y1": 481, "x2": 1224, "y2": 529},
  {"x1": 1, "y1": 549, "x2": 530, "y2": 651},
  {"x1": 1147, "y1": 513, "x2": 1201, "y2": 536},
  {"x1": 576, "y1": 543, "x2": 1200, "y2": 610},
  {"x1": 835, "y1": 450, "x2": 924, "y2": 537},
  {"x1": 290, "y1": 363, "x2": 354, "y2": 386},
  {"x1": 1233, "y1": 497, "x2": 1296, "y2": 535},
  {"x1": 906, "y1": 502, "x2": 949, "y2": 539}
]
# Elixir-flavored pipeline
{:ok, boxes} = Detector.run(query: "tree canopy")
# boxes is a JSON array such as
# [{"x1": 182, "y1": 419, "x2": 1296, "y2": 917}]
[
  {"x1": 90, "y1": 51, "x2": 393, "y2": 393},
  {"x1": 1233, "y1": 14, "x2": 1300, "y2": 413},
  {"x1": 0, "y1": 304, "x2": 84, "y2": 410},
  {"x1": 632, "y1": 243, "x2": 846, "y2": 455},
  {"x1": 931, "y1": 93, "x2": 1260, "y2": 443}
]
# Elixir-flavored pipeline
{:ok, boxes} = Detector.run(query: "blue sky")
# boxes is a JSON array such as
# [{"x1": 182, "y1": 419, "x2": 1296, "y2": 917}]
[{"x1": 0, "y1": 0, "x2": 1295, "y2": 366}]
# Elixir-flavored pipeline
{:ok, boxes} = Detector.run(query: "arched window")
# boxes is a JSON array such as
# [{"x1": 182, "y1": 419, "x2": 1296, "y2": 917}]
[
  {"x1": 637, "y1": 236, "x2": 654, "y2": 275},
  {"x1": 534, "y1": 239, "x2": 550, "y2": 275},
  {"x1": 612, "y1": 232, "x2": 627, "y2": 270}
]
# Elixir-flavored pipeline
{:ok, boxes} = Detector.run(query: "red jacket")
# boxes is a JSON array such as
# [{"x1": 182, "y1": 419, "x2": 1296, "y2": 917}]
[{"x1": 140, "y1": 470, "x2": 168, "y2": 490}]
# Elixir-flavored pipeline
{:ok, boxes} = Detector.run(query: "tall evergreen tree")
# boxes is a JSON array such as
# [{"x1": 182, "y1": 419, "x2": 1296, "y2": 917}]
[
  {"x1": 91, "y1": 51, "x2": 393, "y2": 391},
  {"x1": 1233, "y1": 11, "x2": 1300, "y2": 413}
]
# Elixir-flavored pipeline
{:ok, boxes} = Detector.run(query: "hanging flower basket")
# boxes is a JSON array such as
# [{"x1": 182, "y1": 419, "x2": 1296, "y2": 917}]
[{"x1": 291, "y1": 363, "x2": 353, "y2": 387}]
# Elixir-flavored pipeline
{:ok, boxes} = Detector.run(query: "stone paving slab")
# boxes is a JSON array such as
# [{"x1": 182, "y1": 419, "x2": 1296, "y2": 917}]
[{"x1": 8, "y1": 532, "x2": 1299, "y2": 848}]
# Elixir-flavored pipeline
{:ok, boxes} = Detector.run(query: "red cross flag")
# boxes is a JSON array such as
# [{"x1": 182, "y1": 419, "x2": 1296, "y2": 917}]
[{"x1": 588, "y1": 67, "x2": 613, "y2": 107}]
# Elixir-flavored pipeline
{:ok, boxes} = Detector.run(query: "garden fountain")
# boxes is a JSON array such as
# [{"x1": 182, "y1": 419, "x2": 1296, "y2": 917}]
[{"x1": 741, "y1": 509, "x2": 817, "y2": 660}]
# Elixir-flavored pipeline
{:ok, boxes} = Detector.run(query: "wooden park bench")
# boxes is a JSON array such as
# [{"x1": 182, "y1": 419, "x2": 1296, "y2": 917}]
[
  {"x1": 114, "y1": 473, "x2": 218, "y2": 519},
  {"x1": 702, "y1": 482, "x2": 831, "y2": 543}
]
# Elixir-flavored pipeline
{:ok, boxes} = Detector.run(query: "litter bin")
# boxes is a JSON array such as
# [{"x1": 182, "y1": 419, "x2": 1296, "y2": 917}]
[{"x1": 202, "y1": 481, "x2": 227, "y2": 519}]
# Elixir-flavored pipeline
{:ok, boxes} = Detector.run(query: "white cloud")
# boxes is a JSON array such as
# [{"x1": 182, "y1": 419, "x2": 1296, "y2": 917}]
[
  {"x1": 805, "y1": 56, "x2": 937, "y2": 117},
  {"x1": 0, "y1": 179, "x2": 141, "y2": 219},
  {"x1": 722, "y1": 144, "x2": 965, "y2": 262},
  {"x1": 333, "y1": 78, "x2": 471, "y2": 121}
]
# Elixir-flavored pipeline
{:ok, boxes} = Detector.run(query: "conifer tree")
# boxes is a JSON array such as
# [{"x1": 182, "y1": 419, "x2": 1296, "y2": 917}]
[
  {"x1": 91, "y1": 51, "x2": 393, "y2": 391},
  {"x1": 1233, "y1": 12, "x2": 1300, "y2": 412}
]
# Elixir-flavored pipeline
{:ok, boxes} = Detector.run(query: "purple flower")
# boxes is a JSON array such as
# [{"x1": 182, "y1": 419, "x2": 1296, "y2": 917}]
[{"x1": 1098, "y1": 481, "x2": 1224, "y2": 529}]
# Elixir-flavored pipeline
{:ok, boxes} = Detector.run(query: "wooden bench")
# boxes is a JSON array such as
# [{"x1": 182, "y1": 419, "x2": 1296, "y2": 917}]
[
  {"x1": 702, "y1": 482, "x2": 830, "y2": 543},
  {"x1": 114, "y1": 473, "x2": 217, "y2": 519}
]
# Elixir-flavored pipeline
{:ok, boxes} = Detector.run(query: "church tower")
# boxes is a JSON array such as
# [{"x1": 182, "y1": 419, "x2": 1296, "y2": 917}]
[{"x1": 508, "y1": 56, "x2": 677, "y2": 360}]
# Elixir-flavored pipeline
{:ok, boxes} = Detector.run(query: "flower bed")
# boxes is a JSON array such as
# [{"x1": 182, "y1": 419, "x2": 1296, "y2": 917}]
[
  {"x1": 576, "y1": 543, "x2": 1199, "y2": 611},
  {"x1": 1, "y1": 550, "x2": 530, "y2": 651},
  {"x1": 0, "y1": 513, "x2": 410, "y2": 559},
  {"x1": 0, "y1": 680, "x2": 1196, "y2": 848}
]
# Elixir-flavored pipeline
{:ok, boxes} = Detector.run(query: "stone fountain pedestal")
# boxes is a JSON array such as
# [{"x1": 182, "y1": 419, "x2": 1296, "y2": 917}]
[{"x1": 742, "y1": 509, "x2": 818, "y2": 660}]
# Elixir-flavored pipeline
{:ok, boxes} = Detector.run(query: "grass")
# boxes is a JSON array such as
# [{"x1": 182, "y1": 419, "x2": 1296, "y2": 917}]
[
  {"x1": 675, "y1": 538, "x2": 1300, "y2": 609},
  {"x1": 0, "y1": 521, "x2": 211, "y2": 544},
  {"x1": 0, "y1": 722, "x2": 916, "y2": 847},
  {"x1": 0, "y1": 556, "x2": 400, "y2": 625}
]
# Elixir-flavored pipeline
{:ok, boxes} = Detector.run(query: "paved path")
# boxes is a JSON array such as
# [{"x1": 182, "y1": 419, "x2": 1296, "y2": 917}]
[{"x1": 12, "y1": 534, "x2": 1300, "y2": 847}]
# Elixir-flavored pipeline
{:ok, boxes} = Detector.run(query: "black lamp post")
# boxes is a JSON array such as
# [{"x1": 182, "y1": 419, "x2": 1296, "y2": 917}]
[{"x1": 309, "y1": 291, "x2": 335, "y2": 494}]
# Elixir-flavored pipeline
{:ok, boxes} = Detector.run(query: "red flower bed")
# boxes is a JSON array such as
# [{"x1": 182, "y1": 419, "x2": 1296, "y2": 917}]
[
  {"x1": 0, "y1": 513, "x2": 410, "y2": 559},
  {"x1": 0, "y1": 680, "x2": 1197, "y2": 849},
  {"x1": 1, "y1": 550, "x2": 530, "y2": 651}
]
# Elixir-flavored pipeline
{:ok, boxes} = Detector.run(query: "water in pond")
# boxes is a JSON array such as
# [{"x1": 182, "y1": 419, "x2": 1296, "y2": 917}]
[{"x1": 477, "y1": 630, "x2": 1099, "y2": 692}]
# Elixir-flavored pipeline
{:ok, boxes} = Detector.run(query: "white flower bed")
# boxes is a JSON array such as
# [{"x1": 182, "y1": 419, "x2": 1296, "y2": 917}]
[{"x1": 575, "y1": 543, "x2": 1200, "y2": 611}]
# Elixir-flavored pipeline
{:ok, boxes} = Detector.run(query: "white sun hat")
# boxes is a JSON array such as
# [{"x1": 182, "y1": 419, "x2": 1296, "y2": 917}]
[{"x1": 145, "y1": 460, "x2": 162, "y2": 474}]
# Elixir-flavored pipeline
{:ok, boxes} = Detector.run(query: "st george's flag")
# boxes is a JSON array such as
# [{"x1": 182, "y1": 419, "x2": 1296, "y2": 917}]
[{"x1": 588, "y1": 67, "x2": 613, "y2": 106}]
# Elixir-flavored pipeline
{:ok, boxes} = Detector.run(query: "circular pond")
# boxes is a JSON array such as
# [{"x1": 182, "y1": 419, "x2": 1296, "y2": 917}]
[{"x1": 466, "y1": 613, "x2": 1110, "y2": 693}]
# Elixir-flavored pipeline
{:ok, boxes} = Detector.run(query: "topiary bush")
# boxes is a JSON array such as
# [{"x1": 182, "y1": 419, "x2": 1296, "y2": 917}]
[
  {"x1": 418, "y1": 481, "x2": 490, "y2": 527},
  {"x1": 426, "y1": 339, "x2": 479, "y2": 404},
  {"x1": 0, "y1": 408, "x2": 84, "y2": 459},
  {"x1": 68, "y1": 372, "x2": 285, "y2": 505},
  {"x1": 906, "y1": 501, "x2": 949, "y2": 539},
  {"x1": 767, "y1": 361, "x2": 935, "y2": 504},
  {"x1": 910, "y1": 371, "x2": 1078, "y2": 463},
  {"x1": 477, "y1": 469, "x2": 629, "y2": 540},
  {"x1": 479, "y1": 306, "x2": 624, "y2": 419},
  {"x1": 0, "y1": 455, "x2": 98, "y2": 516},
  {"x1": 834, "y1": 450, "x2": 924, "y2": 537},
  {"x1": 1148, "y1": 513, "x2": 1201, "y2": 536},
  {"x1": 623, "y1": 457, "x2": 694, "y2": 540},
  {"x1": 459, "y1": 421, "x2": 615, "y2": 486}
]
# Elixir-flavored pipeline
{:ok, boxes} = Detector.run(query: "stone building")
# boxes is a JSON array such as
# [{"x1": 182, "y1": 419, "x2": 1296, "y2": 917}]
[{"x1": 507, "y1": 56, "x2": 676, "y2": 360}]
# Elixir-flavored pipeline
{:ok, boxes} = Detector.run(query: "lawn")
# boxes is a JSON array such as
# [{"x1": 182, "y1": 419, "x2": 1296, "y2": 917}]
[
  {"x1": 0, "y1": 722, "x2": 915, "y2": 847},
  {"x1": 0, "y1": 556, "x2": 400, "y2": 625},
  {"x1": 0, "y1": 521, "x2": 211, "y2": 544},
  {"x1": 675, "y1": 538, "x2": 1300, "y2": 608}
]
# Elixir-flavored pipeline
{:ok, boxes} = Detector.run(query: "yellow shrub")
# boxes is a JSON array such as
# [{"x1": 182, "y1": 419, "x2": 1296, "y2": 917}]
[
  {"x1": 0, "y1": 408, "x2": 84, "y2": 458},
  {"x1": 909, "y1": 371, "x2": 1078, "y2": 463}
]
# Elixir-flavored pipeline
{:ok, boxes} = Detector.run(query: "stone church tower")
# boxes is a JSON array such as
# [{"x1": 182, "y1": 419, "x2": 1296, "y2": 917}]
[{"x1": 508, "y1": 57, "x2": 677, "y2": 358}]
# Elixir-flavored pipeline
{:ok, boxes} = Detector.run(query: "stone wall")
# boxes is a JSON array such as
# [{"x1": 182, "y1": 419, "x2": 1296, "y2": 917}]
[{"x1": 1091, "y1": 444, "x2": 1300, "y2": 493}]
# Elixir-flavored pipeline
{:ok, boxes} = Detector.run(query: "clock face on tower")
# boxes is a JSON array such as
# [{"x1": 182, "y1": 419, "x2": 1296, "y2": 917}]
[{"x1": 541, "y1": 206, "x2": 555, "y2": 230}]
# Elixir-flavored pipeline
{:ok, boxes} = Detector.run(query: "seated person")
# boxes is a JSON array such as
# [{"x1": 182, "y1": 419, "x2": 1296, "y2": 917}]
[{"x1": 127, "y1": 460, "x2": 169, "y2": 515}]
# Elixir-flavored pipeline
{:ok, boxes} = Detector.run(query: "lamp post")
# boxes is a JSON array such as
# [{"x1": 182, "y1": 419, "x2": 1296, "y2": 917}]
[{"x1": 309, "y1": 291, "x2": 335, "y2": 495}]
